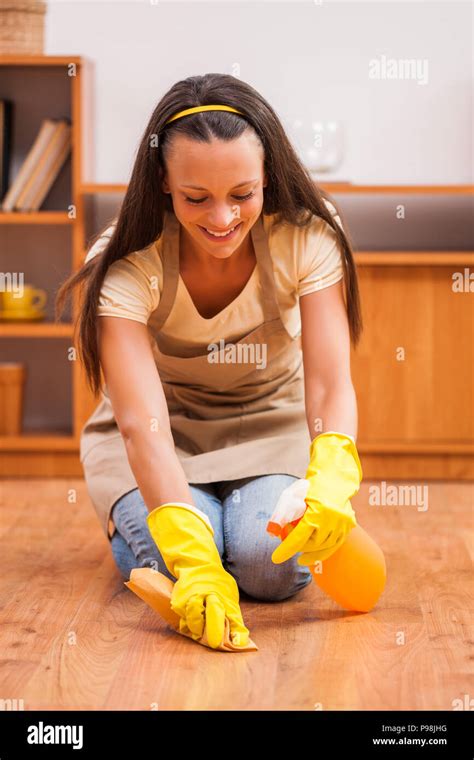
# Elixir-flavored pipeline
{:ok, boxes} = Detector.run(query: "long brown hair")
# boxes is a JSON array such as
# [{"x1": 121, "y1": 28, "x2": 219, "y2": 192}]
[{"x1": 55, "y1": 73, "x2": 362, "y2": 397}]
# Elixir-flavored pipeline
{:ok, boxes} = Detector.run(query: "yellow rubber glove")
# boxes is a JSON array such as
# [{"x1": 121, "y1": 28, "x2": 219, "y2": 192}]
[
  {"x1": 146, "y1": 502, "x2": 251, "y2": 649},
  {"x1": 271, "y1": 431, "x2": 363, "y2": 566}
]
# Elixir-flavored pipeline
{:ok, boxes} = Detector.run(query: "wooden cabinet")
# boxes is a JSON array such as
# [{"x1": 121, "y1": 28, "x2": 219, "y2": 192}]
[{"x1": 353, "y1": 252, "x2": 473, "y2": 478}]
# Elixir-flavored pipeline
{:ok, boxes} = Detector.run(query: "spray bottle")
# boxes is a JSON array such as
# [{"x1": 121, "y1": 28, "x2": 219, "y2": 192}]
[{"x1": 267, "y1": 479, "x2": 386, "y2": 612}]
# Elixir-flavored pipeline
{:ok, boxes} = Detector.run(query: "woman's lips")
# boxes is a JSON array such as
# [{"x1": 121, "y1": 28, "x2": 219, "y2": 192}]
[{"x1": 198, "y1": 222, "x2": 243, "y2": 242}]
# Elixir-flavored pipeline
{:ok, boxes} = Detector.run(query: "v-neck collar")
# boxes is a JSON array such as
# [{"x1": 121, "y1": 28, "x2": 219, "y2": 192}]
[
  {"x1": 176, "y1": 217, "x2": 259, "y2": 321},
  {"x1": 178, "y1": 263, "x2": 258, "y2": 322}
]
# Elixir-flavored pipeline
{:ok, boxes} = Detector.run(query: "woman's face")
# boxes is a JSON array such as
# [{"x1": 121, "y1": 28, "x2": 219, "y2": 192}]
[{"x1": 161, "y1": 131, "x2": 267, "y2": 261}]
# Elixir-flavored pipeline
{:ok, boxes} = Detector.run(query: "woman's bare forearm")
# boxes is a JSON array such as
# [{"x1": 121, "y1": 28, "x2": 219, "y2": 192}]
[
  {"x1": 123, "y1": 426, "x2": 196, "y2": 512},
  {"x1": 306, "y1": 383, "x2": 358, "y2": 442}
]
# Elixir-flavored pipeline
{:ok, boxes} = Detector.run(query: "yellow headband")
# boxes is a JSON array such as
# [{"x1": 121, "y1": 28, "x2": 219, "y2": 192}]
[{"x1": 164, "y1": 104, "x2": 245, "y2": 125}]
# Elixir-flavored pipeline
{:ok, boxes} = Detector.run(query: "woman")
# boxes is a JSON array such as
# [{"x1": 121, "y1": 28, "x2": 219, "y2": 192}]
[{"x1": 56, "y1": 73, "x2": 363, "y2": 651}]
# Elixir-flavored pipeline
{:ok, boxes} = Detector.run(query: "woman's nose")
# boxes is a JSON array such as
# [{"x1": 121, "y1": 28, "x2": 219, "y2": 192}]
[{"x1": 205, "y1": 206, "x2": 240, "y2": 229}]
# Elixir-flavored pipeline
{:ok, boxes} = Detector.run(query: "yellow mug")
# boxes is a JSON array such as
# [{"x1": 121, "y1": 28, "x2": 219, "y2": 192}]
[{"x1": 2, "y1": 285, "x2": 47, "y2": 314}]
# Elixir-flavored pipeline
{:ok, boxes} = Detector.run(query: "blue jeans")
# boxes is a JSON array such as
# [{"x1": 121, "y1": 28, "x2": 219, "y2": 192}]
[{"x1": 110, "y1": 474, "x2": 312, "y2": 602}]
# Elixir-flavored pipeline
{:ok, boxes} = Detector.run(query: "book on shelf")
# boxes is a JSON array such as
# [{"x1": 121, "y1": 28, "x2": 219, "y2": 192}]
[
  {"x1": 1, "y1": 117, "x2": 72, "y2": 212},
  {"x1": 0, "y1": 99, "x2": 13, "y2": 202}
]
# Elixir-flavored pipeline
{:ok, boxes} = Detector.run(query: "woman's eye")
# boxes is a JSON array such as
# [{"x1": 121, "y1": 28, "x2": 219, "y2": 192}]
[
  {"x1": 185, "y1": 191, "x2": 255, "y2": 205},
  {"x1": 234, "y1": 191, "x2": 255, "y2": 202}
]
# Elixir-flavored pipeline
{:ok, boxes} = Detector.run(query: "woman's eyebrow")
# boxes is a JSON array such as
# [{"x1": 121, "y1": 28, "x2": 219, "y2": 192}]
[{"x1": 180, "y1": 179, "x2": 259, "y2": 190}]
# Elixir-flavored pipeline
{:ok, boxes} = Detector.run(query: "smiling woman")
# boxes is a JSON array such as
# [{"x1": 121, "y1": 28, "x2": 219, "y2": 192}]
[{"x1": 54, "y1": 73, "x2": 363, "y2": 651}]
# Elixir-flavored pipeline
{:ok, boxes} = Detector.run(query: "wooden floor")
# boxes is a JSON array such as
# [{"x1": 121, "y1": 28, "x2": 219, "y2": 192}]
[{"x1": 0, "y1": 477, "x2": 472, "y2": 711}]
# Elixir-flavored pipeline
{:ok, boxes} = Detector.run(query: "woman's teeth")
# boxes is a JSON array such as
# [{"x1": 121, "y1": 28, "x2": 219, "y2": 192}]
[{"x1": 205, "y1": 224, "x2": 239, "y2": 237}]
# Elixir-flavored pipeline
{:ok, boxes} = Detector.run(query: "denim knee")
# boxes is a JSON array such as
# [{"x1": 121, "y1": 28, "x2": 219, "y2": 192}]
[
  {"x1": 110, "y1": 530, "x2": 139, "y2": 580},
  {"x1": 228, "y1": 545, "x2": 313, "y2": 602},
  {"x1": 109, "y1": 485, "x2": 224, "y2": 583}
]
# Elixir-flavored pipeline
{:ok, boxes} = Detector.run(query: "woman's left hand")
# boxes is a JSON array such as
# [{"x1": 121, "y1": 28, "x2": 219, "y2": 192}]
[{"x1": 271, "y1": 432, "x2": 363, "y2": 565}]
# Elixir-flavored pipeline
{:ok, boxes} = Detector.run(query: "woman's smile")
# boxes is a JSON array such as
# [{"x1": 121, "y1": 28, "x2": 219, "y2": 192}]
[{"x1": 197, "y1": 221, "x2": 243, "y2": 242}]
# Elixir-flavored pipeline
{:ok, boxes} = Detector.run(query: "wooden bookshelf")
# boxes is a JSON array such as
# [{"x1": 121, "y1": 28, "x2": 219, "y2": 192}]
[
  {"x1": 1, "y1": 55, "x2": 472, "y2": 478},
  {"x1": 0, "y1": 54, "x2": 93, "y2": 471},
  {"x1": 0, "y1": 211, "x2": 74, "y2": 224},
  {"x1": 0, "y1": 323, "x2": 73, "y2": 337}
]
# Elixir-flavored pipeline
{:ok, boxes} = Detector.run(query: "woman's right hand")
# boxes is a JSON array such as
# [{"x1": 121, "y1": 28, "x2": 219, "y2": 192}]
[{"x1": 146, "y1": 501, "x2": 251, "y2": 649}]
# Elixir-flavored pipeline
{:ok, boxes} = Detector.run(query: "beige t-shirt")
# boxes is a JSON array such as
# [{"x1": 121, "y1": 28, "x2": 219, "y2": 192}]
[{"x1": 84, "y1": 201, "x2": 345, "y2": 354}]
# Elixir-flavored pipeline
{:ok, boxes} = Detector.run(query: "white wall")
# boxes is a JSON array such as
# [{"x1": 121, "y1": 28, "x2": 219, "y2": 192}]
[{"x1": 45, "y1": 0, "x2": 472, "y2": 185}]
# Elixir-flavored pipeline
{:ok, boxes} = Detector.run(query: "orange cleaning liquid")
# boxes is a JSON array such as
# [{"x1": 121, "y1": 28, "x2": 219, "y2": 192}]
[{"x1": 269, "y1": 519, "x2": 386, "y2": 612}]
